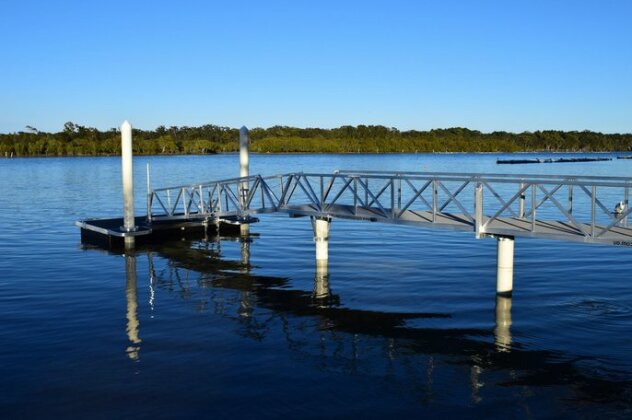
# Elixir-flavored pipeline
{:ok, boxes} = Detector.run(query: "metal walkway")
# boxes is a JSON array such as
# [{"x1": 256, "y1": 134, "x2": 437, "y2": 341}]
[{"x1": 148, "y1": 170, "x2": 632, "y2": 247}]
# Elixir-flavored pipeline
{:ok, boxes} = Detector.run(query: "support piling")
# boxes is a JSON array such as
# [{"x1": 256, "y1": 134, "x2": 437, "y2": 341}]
[
  {"x1": 239, "y1": 126, "x2": 250, "y2": 236},
  {"x1": 496, "y1": 236, "x2": 514, "y2": 296},
  {"x1": 312, "y1": 217, "x2": 331, "y2": 261},
  {"x1": 121, "y1": 120, "x2": 136, "y2": 249}
]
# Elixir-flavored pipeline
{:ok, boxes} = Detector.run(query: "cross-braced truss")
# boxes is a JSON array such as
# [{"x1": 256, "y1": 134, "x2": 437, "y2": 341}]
[{"x1": 148, "y1": 170, "x2": 632, "y2": 246}]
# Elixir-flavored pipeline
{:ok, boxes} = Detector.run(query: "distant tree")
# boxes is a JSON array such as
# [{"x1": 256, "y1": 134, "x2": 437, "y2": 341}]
[{"x1": 63, "y1": 121, "x2": 78, "y2": 133}]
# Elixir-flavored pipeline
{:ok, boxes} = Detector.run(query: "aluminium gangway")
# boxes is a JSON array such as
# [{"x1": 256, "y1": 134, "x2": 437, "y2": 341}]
[{"x1": 148, "y1": 170, "x2": 632, "y2": 247}]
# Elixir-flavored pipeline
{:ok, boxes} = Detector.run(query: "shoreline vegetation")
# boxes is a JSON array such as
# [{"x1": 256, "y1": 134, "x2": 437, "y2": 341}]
[{"x1": 2, "y1": 122, "x2": 632, "y2": 157}]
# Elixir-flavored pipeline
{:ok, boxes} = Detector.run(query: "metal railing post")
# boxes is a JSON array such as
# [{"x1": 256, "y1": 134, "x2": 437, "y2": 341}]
[
  {"x1": 624, "y1": 186, "x2": 629, "y2": 227},
  {"x1": 320, "y1": 176, "x2": 324, "y2": 208},
  {"x1": 365, "y1": 177, "x2": 369, "y2": 206},
  {"x1": 519, "y1": 182, "x2": 525, "y2": 219},
  {"x1": 475, "y1": 182, "x2": 483, "y2": 238},
  {"x1": 353, "y1": 177, "x2": 358, "y2": 214},
  {"x1": 397, "y1": 176, "x2": 402, "y2": 210},
  {"x1": 432, "y1": 178, "x2": 438, "y2": 222},
  {"x1": 591, "y1": 185, "x2": 596, "y2": 237},
  {"x1": 568, "y1": 184, "x2": 573, "y2": 222},
  {"x1": 531, "y1": 184, "x2": 536, "y2": 232},
  {"x1": 279, "y1": 176, "x2": 284, "y2": 203},
  {"x1": 218, "y1": 185, "x2": 224, "y2": 212},
  {"x1": 391, "y1": 178, "x2": 395, "y2": 217},
  {"x1": 199, "y1": 185, "x2": 205, "y2": 214},
  {"x1": 182, "y1": 187, "x2": 188, "y2": 218}
]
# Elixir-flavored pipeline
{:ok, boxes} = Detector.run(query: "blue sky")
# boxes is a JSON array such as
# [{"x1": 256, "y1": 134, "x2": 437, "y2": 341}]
[{"x1": 1, "y1": 0, "x2": 630, "y2": 133}]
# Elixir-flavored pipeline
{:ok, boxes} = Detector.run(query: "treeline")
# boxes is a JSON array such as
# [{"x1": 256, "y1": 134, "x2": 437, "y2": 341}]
[{"x1": 2, "y1": 122, "x2": 632, "y2": 157}]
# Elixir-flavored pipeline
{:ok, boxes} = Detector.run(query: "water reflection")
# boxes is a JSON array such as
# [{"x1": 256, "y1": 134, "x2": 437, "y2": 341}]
[
  {"x1": 469, "y1": 361, "x2": 484, "y2": 404},
  {"x1": 494, "y1": 295, "x2": 512, "y2": 352},
  {"x1": 125, "y1": 254, "x2": 141, "y2": 360},
  {"x1": 313, "y1": 260, "x2": 330, "y2": 302},
  {"x1": 137, "y1": 236, "x2": 632, "y2": 411},
  {"x1": 240, "y1": 238, "x2": 250, "y2": 271},
  {"x1": 148, "y1": 251, "x2": 156, "y2": 316},
  {"x1": 238, "y1": 238, "x2": 252, "y2": 318}
]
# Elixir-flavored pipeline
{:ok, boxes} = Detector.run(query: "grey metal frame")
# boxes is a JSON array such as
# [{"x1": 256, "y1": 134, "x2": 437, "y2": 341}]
[{"x1": 148, "y1": 170, "x2": 632, "y2": 247}]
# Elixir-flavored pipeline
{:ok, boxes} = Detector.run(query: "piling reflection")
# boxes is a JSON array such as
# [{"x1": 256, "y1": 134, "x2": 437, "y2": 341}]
[
  {"x1": 469, "y1": 361, "x2": 484, "y2": 404},
  {"x1": 148, "y1": 251, "x2": 156, "y2": 316},
  {"x1": 124, "y1": 254, "x2": 141, "y2": 360},
  {"x1": 313, "y1": 260, "x2": 330, "y2": 302},
  {"x1": 238, "y1": 238, "x2": 252, "y2": 318},
  {"x1": 240, "y1": 238, "x2": 250, "y2": 271},
  {"x1": 494, "y1": 295, "x2": 512, "y2": 352},
  {"x1": 140, "y1": 237, "x2": 632, "y2": 410}
]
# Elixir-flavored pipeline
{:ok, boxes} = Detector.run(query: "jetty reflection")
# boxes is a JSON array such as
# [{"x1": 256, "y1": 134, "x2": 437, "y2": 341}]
[
  {"x1": 139, "y1": 235, "x2": 632, "y2": 408},
  {"x1": 238, "y1": 238, "x2": 253, "y2": 318},
  {"x1": 124, "y1": 254, "x2": 141, "y2": 360}
]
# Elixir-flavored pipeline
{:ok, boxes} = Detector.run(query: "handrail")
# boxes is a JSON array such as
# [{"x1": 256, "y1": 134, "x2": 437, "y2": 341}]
[
  {"x1": 336, "y1": 169, "x2": 632, "y2": 182},
  {"x1": 147, "y1": 170, "x2": 632, "y2": 245}
]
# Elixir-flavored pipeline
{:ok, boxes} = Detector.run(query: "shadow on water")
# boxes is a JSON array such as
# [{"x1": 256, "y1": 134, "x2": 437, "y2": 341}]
[{"x1": 113, "y1": 234, "x2": 632, "y2": 414}]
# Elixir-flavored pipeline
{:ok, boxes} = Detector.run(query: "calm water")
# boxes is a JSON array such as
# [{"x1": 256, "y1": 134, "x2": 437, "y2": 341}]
[{"x1": 1, "y1": 153, "x2": 631, "y2": 418}]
